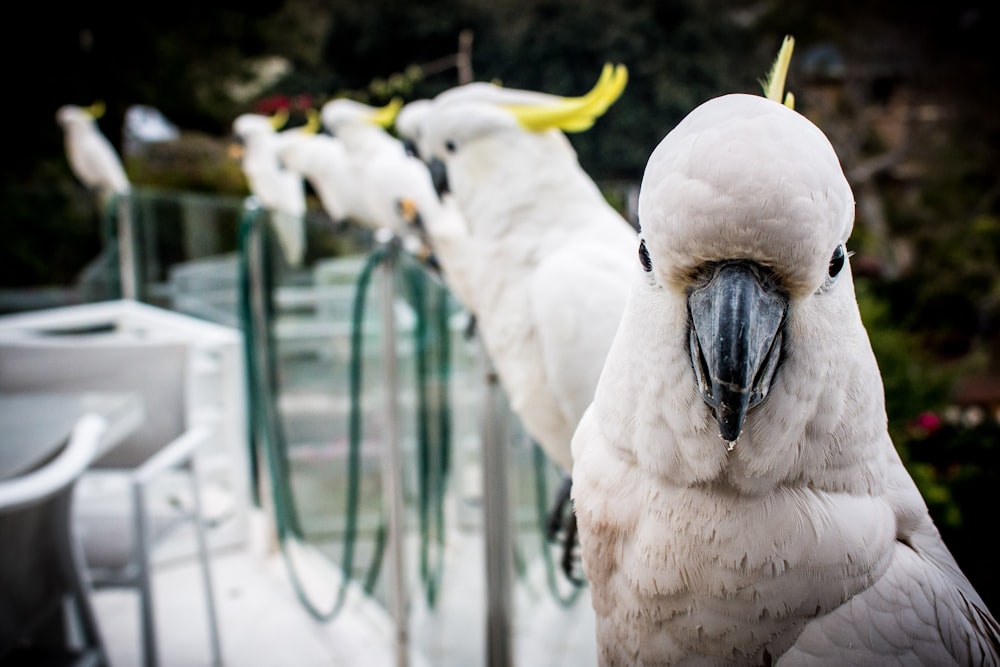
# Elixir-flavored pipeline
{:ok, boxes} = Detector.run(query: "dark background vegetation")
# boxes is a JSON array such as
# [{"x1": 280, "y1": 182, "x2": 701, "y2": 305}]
[{"x1": 2, "y1": 0, "x2": 999, "y2": 611}]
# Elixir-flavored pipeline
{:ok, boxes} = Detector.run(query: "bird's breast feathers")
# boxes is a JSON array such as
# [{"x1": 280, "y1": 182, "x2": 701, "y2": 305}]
[{"x1": 574, "y1": 412, "x2": 898, "y2": 662}]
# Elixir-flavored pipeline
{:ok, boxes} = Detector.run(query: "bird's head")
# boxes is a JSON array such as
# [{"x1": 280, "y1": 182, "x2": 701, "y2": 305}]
[
  {"x1": 319, "y1": 97, "x2": 403, "y2": 137},
  {"x1": 232, "y1": 110, "x2": 287, "y2": 137},
  {"x1": 229, "y1": 111, "x2": 286, "y2": 159},
  {"x1": 56, "y1": 104, "x2": 98, "y2": 130},
  {"x1": 395, "y1": 99, "x2": 433, "y2": 160},
  {"x1": 636, "y1": 93, "x2": 855, "y2": 447},
  {"x1": 418, "y1": 63, "x2": 627, "y2": 200}
]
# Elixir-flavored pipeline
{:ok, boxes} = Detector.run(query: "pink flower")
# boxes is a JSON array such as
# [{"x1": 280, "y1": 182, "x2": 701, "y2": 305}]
[{"x1": 911, "y1": 411, "x2": 943, "y2": 435}]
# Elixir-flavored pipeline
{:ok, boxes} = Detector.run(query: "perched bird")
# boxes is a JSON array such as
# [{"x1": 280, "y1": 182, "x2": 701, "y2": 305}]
[
  {"x1": 272, "y1": 110, "x2": 368, "y2": 228},
  {"x1": 570, "y1": 52, "x2": 1000, "y2": 665},
  {"x1": 317, "y1": 96, "x2": 442, "y2": 264},
  {"x1": 231, "y1": 108, "x2": 308, "y2": 266},
  {"x1": 56, "y1": 102, "x2": 131, "y2": 210},
  {"x1": 415, "y1": 64, "x2": 637, "y2": 575}
]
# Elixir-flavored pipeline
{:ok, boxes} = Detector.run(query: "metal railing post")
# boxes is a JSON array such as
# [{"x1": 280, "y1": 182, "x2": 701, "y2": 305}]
[
  {"x1": 116, "y1": 194, "x2": 138, "y2": 300},
  {"x1": 378, "y1": 233, "x2": 410, "y2": 667},
  {"x1": 482, "y1": 349, "x2": 512, "y2": 667}
]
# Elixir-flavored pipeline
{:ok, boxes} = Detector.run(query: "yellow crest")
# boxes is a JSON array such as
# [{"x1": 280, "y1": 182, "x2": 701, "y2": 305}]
[
  {"x1": 269, "y1": 107, "x2": 290, "y2": 130},
  {"x1": 370, "y1": 97, "x2": 404, "y2": 128},
  {"x1": 301, "y1": 108, "x2": 321, "y2": 134},
  {"x1": 762, "y1": 35, "x2": 795, "y2": 109},
  {"x1": 84, "y1": 100, "x2": 106, "y2": 120},
  {"x1": 504, "y1": 63, "x2": 628, "y2": 133}
]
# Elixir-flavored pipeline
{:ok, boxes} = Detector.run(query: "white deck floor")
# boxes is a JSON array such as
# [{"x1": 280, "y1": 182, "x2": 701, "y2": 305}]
[{"x1": 91, "y1": 509, "x2": 599, "y2": 667}]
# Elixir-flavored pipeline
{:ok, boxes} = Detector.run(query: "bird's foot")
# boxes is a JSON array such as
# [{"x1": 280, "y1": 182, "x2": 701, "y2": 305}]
[
  {"x1": 545, "y1": 476, "x2": 585, "y2": 585},
  {"x1": 463, "y1": 313, "x2": 478, "y2": 340}
]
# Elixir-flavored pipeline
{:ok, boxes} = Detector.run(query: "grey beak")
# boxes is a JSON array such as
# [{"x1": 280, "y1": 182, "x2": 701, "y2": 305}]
[
  {"x1": 428, "y1": 156, "x2": 450, "y2": 197},
  {"x1": 687, "y1": 261, "x2": 787, "y2": 444}
]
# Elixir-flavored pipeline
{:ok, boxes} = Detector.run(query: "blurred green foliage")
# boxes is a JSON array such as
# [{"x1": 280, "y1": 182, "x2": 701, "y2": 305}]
[
  {"x1": 126, "y1": 133, "x2": 249, "y2": 195},
  {"x1": 858, "y1": 272, "x2": 999, "y2": 608}
]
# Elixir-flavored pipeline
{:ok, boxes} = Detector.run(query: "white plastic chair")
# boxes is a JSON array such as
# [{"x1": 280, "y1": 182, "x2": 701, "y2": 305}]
[
  {"x1": 0, "y1": 412, "x2": 107, "y2": 511},
  {"x1": 0, "y1": 336, "x2": 223, "y2": 667},
  {"x1": 0, "y1": 412, "x2": 110, "y2": 665}
]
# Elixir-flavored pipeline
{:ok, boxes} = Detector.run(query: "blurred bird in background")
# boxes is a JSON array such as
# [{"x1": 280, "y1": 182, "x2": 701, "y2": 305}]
[
  {"x1": 56, "y1": 101, "x2": 137, "y2": 298},
  {"x1": 317, "y1": 96, "x2": 440, "y2": 263},
  {"x1": 411, "y1": 64, "x2": 637, "y2": 579},
  {"x1": 230, "y1": 108, "x2": 308, "y2": 267},
  {"x1": 56, "y1": 101, "x2": 131, "y2": 213},
  {"x1": 273, "y1": 109, "x2": 369, "y2": 232}
]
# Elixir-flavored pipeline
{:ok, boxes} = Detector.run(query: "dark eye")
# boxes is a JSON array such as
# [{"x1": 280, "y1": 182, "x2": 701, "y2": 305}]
[
  {"x1": 638, "y1": 239, "x2": 652, "y2": 272},
  {"x1": 445, "y1": 139, "x2": 457, "y2": 153},
  {"x1": 828, "y1": 244, "x2": 846, "y2": 277}
]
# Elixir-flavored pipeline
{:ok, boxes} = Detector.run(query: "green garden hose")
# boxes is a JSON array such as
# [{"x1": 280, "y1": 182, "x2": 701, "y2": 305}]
[
  {"x1": 400, "y1": 253, "x2": 453, "y2": 607},
  {"x1": 238, "y1": 208, "x2": 386, "y2": 620},
  {"x1": 238, "y1": 206, "x2": 453, "y2": 619}
]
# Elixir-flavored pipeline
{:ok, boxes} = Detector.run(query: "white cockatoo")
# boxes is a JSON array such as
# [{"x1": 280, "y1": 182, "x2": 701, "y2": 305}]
[
  {"x1": 56, "y1": 102, "x2": 131, "y2": 210},
  {"x1": 272, "y1": 110, "x2": 370, "y2": 228},
  {"x1": 414, "y1": 65, "x2": 637, "y2": 573},
  {"x1": 231, "y1": 109, "x2": 308, "y2": 266},
  {"x1": 570, "y1": 47, "x2": 1000, "y2": 665},
  {"x1": 319, "y1": 98, "x2": 422, "y2": 235}
]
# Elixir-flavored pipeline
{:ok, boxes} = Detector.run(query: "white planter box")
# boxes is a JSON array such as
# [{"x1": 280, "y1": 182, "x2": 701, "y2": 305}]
[{"x1": 0, "y1": 298, "x2": 251, "y2": 558}]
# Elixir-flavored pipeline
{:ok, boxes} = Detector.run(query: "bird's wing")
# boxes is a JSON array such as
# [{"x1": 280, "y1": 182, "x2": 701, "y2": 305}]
[
  {"x1": 276, "y1": 134, "x2": 351, "y2": 221},
  {"x1": 241, "y1": 133, "x2": 306, "y2": 265},
  {"x1": 781, "y1": 449, "x2": 1000, "y2": 665},
  {"x1": 529, "y1": 232, "x2": 637, "y2": 435},
  {"x1": 69, "y1": 131, "x2": 130, "y2": 194},
  {"x1": 413, "y1": 195, "x2": 478, "y2": 311},
  {"x1": 781, "y1": 548, "x2": 1000, "y2": 665},
  {"x1": 242, "y1": 147, "x2": 305, "y2": 216},
  {"x1": 272, "y1": 168, "x2": 307, "y2": 265},
  {"x1": 279, "y1": 170, "x2": 307, "y2": 217},
  {"x1": 268, "y1": 209, "x2": 306, "y2": 266},
  {"x1": 355, "y1": 150, "x2": 410, "y2": 233}
]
